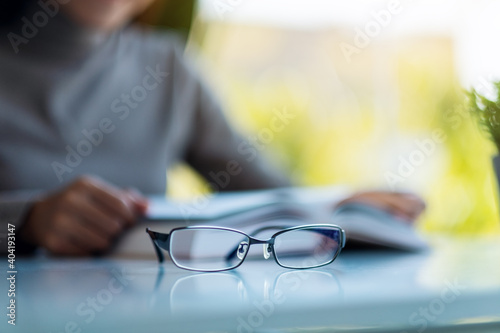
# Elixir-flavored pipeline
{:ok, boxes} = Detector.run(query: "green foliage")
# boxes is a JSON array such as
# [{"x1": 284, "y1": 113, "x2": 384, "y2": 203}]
[
  {"x1": 467, "y1": 82, "x2": 500, "y2": 150},
  {"x1": 171, "y1": 24, "x2": 500, "y2": 235}
]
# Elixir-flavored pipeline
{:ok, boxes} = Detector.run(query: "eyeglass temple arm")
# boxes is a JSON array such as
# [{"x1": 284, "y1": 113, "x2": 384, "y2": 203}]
[
  {"x1": 146, "y1": 228, "x2": 170, "y2": 263},
  {"x1": 224, "y1": 225, "x2": 294, "y2": 262}
]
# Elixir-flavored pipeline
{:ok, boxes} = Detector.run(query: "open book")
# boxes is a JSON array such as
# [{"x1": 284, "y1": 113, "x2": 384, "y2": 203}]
[{"x1": 111, "y1": 186, "x2": 428, "y2": 258}]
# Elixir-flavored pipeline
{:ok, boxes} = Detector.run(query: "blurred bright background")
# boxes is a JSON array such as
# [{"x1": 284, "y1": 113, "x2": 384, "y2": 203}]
[{"x1": 146, "y1": 0, "x2": 500, "y2": 235}]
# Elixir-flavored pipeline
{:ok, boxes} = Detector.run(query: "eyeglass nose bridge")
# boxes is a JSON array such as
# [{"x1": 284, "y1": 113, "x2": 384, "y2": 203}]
[
  {"x1": 225, "y1": 236, "x2": 275, "y2": 263},
  {"x1": 247, "y1": 237, "x2": 275, "y2": 260},
  {"x1": 235, "y1": 240, "x2": 272, "y2": 260}
]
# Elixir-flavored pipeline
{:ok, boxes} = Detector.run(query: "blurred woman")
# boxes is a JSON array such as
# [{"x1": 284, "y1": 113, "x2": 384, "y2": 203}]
[{"x1": 0, "y1": 0, "x2": 425, "y2": 255}]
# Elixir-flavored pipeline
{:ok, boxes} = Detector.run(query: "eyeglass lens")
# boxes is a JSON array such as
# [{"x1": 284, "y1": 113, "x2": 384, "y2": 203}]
[
  {"x1": 169, "y1": 228, "x2": 250, "y2": 271},
  {"x1": 273, "y1": 227, "x2": 341, "y2": 269}
]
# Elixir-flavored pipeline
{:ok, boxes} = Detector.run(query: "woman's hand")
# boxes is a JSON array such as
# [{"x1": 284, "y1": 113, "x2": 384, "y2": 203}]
[
  {"x1": 336, "y1": 191, "x2": 426, "y2": 223},
  {"x1": 21, "y1": 176, "x2": 148, "y2": 256}
]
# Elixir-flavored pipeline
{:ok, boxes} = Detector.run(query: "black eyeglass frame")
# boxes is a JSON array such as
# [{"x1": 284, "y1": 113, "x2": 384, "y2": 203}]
[{"x1": 146, "y1": 224, "x2": 346, "y2": 272}]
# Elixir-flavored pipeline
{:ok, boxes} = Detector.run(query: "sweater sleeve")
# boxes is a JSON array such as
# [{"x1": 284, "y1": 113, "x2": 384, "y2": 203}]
[
  {"x1": 176, "y1": 54, "x2": 291, "y2": 191},
  {"x1": 0, "y1": 191, "x2": 40, "y2": 255}
]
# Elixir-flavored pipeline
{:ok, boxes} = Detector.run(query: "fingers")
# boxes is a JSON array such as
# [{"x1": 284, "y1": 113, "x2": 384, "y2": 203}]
[
  {"x1": 22, "y1": 176, "x2": 148, "y2": 256},
  {"x1": 69, "y1": 197, "x2": 123, "y2": 237},
  {"x1": 124, "y1": 188, "x2": 149, "y2": 216},
  {"x1": 379, "y1": 193, "x2": 426, "y2": 221},
  {"x1": 389, "y1": 193, "x2": 426, "y2": 220},
  {"x1": 55, "y1": 215, "x2": 111, "y2": 252},
  {"x1": 363, "y1": 193, "x2": 413, "y2": 219},
  {"x1": 81, "y1": 180, "x2": 149, "y2": 227},
  {"x1": 337, "y1": 191, "x2": 426, "y2": 222},
  {"x1": 76, "y1": 177, "x2": 137, "y2": 224}
]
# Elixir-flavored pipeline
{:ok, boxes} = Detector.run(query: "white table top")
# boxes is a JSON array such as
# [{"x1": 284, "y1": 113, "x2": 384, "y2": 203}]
[{"x1": 2, "y1": 238, "x2": 500, "y2": 333}]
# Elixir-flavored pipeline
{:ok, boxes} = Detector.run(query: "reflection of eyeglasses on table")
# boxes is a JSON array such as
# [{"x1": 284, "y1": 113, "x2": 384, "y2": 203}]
[{"x1": 146, "y1": 224, "x2": 346, "y2": 272}]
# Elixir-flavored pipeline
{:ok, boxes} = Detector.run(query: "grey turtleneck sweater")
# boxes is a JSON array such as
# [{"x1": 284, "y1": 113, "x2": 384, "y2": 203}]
[{"x1": 0, "y1": 9, "x2": 288, "y2": 253}]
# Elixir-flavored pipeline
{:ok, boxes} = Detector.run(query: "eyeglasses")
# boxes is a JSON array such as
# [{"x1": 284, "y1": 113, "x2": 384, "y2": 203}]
[{"x1": 146, "y1": 224, "x2": 346, "y2": 272}]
